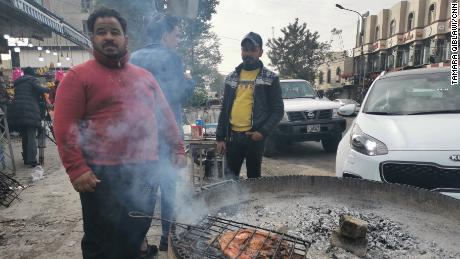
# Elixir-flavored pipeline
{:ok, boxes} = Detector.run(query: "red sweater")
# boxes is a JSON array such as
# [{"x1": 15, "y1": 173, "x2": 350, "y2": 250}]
[{"x1": 54, "y1": 51, "x2": 184, "y2": 182}]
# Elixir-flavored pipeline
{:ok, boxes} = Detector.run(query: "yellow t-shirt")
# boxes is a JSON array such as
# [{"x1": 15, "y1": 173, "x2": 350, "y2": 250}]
[{"x1": 230, "y1": 69, "x2": 260, "y2": 131}]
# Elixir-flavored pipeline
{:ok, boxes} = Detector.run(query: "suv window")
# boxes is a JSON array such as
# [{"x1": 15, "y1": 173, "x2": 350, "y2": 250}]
[
  {"x1": 363, "y1": 72, "x2": 460, "y2": 115},
  {"x1": 280, "y1": 81, "x2": 316, "y2": 99}
]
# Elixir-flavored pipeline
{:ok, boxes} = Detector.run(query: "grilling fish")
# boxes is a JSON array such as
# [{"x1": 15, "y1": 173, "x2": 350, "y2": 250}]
[{"x1": 218, "y1": 228, "x2": 295, "y2": 259}]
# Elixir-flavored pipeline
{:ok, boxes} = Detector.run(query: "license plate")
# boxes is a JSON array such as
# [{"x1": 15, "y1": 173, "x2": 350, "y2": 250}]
[{"x1": 307, "y1": 124, "x2": 321, "y2": 133}]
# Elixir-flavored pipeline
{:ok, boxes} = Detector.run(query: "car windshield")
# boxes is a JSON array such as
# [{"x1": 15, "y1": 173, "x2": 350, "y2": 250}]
[
  {"x1": 280, "y1": 81, "x2": 316, "y2": 99},
  {"x1": 363, "y1": 72, "x2": 460, "y2": 115}
]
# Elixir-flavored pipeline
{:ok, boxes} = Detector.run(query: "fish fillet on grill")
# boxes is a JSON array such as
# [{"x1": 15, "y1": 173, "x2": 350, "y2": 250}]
[{"x1": 217, "y1": 228, "x2": 294, "y2": 259}]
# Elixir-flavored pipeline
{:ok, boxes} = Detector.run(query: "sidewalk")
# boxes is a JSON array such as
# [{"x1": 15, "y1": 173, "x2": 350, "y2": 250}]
[{"x1": 0, "y1": 140, "x2": 167, "y2": 259}]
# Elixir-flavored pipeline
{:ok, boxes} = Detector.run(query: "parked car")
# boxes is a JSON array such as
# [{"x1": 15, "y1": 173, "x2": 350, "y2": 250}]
[
  {"x1": 335, "y1": 67, "x2": 460, "y2": 199},
  {"x1": 264, "y1": 79, "x2": 348, "y2": 156},
  {"x1": 334, "y1": 99, "x2": 361, "y2": 114}
]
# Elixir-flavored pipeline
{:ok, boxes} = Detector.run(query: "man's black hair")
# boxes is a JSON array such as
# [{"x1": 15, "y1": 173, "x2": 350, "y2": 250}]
[
  {"x1": 87, "y1": 7, "x2": 127, "y2": 34},
  {"x1": 146, "y1": 14, "x2": 179, "y2": 42},
  {"x1": 23, "y1": 67, "x2": 35, "y2": 76}
]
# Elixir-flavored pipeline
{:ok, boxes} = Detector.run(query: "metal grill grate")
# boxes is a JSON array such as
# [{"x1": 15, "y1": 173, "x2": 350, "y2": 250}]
[
  {"x1": 173, "y1": 216, "x2": 310, "y2": 259},
  {"x1": 317, "y1": 110, "x2": 332, "y2": 120},
  {"x1": 287, "y1": 112, "x2": 304, "y2": 122},
  {"x1": 0, "y1": 171, "x2": 24, "y2": 207}
]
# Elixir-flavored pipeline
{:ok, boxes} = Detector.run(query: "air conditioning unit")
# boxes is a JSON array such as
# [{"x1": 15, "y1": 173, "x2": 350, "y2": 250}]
[{"x1": 167, "y1": 0, "x2": 199, "y2": 19}]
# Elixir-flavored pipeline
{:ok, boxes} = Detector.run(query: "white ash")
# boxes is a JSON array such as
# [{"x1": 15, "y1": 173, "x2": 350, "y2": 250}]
[{"x1": 215, "y1": 200, "x2": 459, "y2": 259}]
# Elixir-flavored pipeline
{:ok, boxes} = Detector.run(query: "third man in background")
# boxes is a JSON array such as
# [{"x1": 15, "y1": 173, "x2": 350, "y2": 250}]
[{"x1": 216, "y1": 32, "x2": 284, "y2": 180}]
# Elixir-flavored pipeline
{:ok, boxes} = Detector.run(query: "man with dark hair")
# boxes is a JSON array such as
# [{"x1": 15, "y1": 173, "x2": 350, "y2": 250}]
[
  {"x1": 131, "y1": 13, "x2": 194, "y2": 252},
  {"x1": 216, "y1": 32, "x2": 284, "y2": 179},
  {"x1": 54, "y1": 7, "x2": 185, "y2": 259},
  {"x1": 8, "y1": 67, "x2": 49, "y2": 167}
]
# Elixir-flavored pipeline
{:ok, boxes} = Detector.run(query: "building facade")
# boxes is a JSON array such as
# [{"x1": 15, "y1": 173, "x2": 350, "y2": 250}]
[
  {"x1": 315, "y1": 52, "x2": 354, "y2": 99},
  {"x1": 354, "y1": 0, "x2": 452, "y2": 83}
]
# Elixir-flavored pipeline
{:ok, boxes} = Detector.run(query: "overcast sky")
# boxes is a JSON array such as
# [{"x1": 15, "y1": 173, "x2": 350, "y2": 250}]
[{"x1": 210, "y1": 0, "x2": 400, "y2": 74}]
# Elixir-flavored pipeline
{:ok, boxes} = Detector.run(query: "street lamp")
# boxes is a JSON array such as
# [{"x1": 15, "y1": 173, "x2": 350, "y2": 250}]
[{"x1": 336, "y1": 4, "x2": 367, "y2": 101}]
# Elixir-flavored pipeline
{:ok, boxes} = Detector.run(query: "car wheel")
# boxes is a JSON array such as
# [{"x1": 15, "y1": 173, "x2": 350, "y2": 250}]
[{"x1": 322, "y1": 134, "x2": 342, "y2": 153}]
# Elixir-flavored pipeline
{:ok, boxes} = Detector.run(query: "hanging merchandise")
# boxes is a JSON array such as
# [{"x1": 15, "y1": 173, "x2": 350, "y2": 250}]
[
  {"x1": 55, "y1": 68, "x2": 65, "y2": 81},
  {"x1": 12, "y1": 67, "x2": 23, "y2": 81}
]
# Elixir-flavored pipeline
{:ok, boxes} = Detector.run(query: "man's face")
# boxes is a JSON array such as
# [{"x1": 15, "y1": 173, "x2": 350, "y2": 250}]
[
  {"x1": 91, "y1": 17, "x2": 128, "y2": 58},
  {"x1": 241, "y1": 40, "x2": 263, "y2": 66},
  {"x1": 163, "y1": 26, "x2": 180, "y2": 49}
]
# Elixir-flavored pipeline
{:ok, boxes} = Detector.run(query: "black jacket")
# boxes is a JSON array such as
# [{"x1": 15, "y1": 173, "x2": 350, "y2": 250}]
[
  {"x1": 8, "y1": 75, "x2": 49, "y2": 128},
  {"x1": 216, "y1": 61, "x2": 284, "y2": 141}
]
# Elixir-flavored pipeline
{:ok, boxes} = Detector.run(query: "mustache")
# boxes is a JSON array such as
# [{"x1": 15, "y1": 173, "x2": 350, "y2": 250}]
[
  {"x1": 243, "y1": 56, "x2": 256, "y2": 62},
  {"x1": 102, "y1": 41, "x2": 118, "y2": 48}
]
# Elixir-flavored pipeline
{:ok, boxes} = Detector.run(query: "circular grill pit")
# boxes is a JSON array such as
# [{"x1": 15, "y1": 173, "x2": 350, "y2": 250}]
[{"x1": 169, "y1": 176, "x2": 460, "y2": 259}]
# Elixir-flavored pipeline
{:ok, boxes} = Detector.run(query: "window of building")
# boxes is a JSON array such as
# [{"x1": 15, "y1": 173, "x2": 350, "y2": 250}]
[
  {"x1": 407, "y1": 13, "x2": 414, "y2": 31},
  {"x1": 83, "y1": 20, "x2": 89, "y2": 35},
  {"x1": 387, "y1": 54, "x2": 395, "y2": 68},
  {"x1": 375, "y1": 26, "x2": 380, "y2": 42},
  {"x1": 327, "y1": 69, "x2": 331, "y2": 84},
  {"x1": 423, "y1": 40, "x2": 431, "y2": 64},
  {"x1": 319, "y1": 71, "x2": 324, "y2": 84},
  {"x1": 414, "y1": 45, "x2": 423, "y2": 65},
  {"x1": 373, "y1": 55, "x2": 380, "y2": 72},
  {"x1": 81, "y1": 0, "x2": 91, "y2": 12},
  {"x1": 335, "y1": 67, "x2": 341, "y2": 82},
  {"x1": 380, "y1": 53, "x2": 387, "y2": 70},
  {"x1": 444, "y1": 40, "x2": 451, "y2": 61},
  {"x1": 389, "y1": 20, "x2": 396, "y2": 37},
  {"x1": 336, "y1": 67, "x2": 341, "y2": 75},
  {"x1": 428, "y1": 4, "x2": 436, "y2": 24}
]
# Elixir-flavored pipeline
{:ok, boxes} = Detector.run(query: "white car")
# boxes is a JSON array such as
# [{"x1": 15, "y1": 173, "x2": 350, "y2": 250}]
[
  {"x1": 336, "y1": 67, "x2": 460, "y2": 199},
  {"x1": 265, "y1": 79, "x2": 346, "y2": 156}
]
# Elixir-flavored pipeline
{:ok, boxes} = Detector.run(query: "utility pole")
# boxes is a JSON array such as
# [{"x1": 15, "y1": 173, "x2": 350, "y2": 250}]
[{"x1": 335, "y1": 4, "x2": 368, "y2": 101}]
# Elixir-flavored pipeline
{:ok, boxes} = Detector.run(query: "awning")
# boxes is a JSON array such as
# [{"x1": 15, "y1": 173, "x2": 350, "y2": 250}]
[{"x1": 0, "y1": 0, "x2": 91, "y2": 49}]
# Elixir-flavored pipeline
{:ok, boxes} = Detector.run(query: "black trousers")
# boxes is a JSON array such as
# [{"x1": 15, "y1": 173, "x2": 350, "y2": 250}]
[
  {"x1": 80, "y1": 163, "x2": 159, "y2": 259},
  {"x1": 158, "y1": 161, "x2": 176, "y2": 245},
  {"x1": 225, "y1": 131, "x2": 265, "y2": 179},
  {"x1": 19, "y1": 126, "x2": 37, "y2": 165}
]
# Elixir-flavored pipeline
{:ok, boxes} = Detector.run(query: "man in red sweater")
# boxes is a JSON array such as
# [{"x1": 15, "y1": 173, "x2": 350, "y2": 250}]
[{"x1": 53, "y1": 8, "x2": 185, "y2": 259}]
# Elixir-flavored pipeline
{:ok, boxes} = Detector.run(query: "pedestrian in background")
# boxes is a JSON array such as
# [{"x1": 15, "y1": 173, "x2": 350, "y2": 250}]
[
  {"x1": 53, "y1": 8, "x2": 185, "y2": 259},
  {"x1": 131, "y1": 13, "x2": 195, "y2": 252},
  {"x1": 216, "y1": 32, "x2": 284, "y2": 179},
  {"x1": 8, "y1": 67, "x2": 49, "y2": 168}
]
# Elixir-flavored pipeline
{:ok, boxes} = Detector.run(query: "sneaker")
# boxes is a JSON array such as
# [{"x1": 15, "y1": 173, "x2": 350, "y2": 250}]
[
  {"x1": 159, "y1": 236, "x2": 168, "y2": 251},
  {"x1": 159, "y1": 242, "x2": 168, "y2": 251}
]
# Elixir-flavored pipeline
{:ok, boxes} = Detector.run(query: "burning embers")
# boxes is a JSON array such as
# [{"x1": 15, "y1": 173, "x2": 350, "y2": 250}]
[{"x1": 172, "y1": 216, "x2": 310, "y2": 259}]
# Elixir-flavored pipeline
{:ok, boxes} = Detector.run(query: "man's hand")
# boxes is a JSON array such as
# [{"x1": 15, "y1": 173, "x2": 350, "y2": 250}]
[
  {"x1": 246, "y1": 131, "x2": 264, "y2": 142},
  {"x1": 216, "y1": 141, "x2": 226, "y2": 155},
  {"x1": 72, "y1": 171, "x2": 100, "y2": 193},
  {"x1": 173, "y1": 154, "x2": 187, "y2": 168}
]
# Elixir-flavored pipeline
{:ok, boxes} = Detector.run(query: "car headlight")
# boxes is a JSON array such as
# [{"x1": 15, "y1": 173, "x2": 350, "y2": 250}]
[
  {"x1": 350, "y1": 124, "x2": 388, "y2": 156},
  {"x1": 281, "y1": 112, "x2": 289, "y2": 122},
  {"x1": 332, "y1": 108, "x2": 339, "y2": 118}
]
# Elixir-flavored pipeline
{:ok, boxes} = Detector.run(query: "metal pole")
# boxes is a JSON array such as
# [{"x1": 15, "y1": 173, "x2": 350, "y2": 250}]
[{"x1": 335, "y1": 4, "x2": 365, "y2": 101}]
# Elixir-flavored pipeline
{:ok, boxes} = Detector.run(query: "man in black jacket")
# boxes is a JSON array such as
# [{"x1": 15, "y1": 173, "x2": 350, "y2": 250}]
[
  {"x1": 8, "y1": 67, "x2": 49, "y2": 167},
  {"x1": 216, "y1": 32, "x2": 284, "y2": 179}
]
